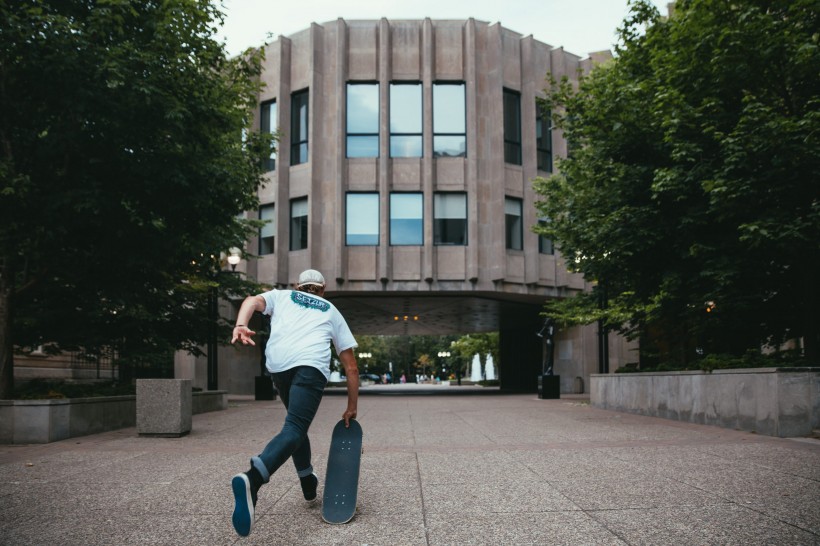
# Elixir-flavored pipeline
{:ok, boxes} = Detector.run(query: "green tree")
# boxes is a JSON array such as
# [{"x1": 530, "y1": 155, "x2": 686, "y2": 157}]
[
  {"x1": 534, "y1": 0, "x2": 819, "y2": 365},
  {"x1": 0, "y1": 0, "x2": 273, "y2": 397},
  {"x1": 449, "y1": 333, "x2": 499, "y2": 376}
]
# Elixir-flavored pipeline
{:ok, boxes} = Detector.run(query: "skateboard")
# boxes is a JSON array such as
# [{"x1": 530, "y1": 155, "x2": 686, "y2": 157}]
[{"x1": 322, "y1": 419, "x2": 363, "y2": 524}]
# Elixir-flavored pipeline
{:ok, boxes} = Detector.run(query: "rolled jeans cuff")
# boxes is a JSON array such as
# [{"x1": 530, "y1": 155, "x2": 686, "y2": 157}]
[
  {"x1": 296, "y1": 465, "x2": 314, "y2": 479},
  {"x1": 251, "y1": 456, "x2": 271, "y2": 483}
]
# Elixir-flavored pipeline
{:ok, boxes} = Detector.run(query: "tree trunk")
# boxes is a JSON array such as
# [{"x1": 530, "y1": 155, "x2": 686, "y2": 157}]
[{"x1": 0, "y1": 259, "x2": 14, "y2": 399}]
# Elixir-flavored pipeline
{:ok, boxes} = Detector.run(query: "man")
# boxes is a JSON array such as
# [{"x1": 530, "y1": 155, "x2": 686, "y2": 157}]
[{"x1": 229, "y1": 269, "x2": 359, "y2": 537}]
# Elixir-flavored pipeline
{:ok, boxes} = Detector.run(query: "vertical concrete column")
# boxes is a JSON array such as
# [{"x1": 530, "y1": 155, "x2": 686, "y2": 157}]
[
  {"x1": 465, "y1": 19, "x2": 479, "y2": 283},
  {"x1": 334, "y1": 19, "x2": 349, "y2": 285},
  {"x1": 520, "y1": 36, "x2": 539, "y2": 286},
  {"x1": 377, "y1": 19, "x2": 392, "y2": 284},
  {"x1": 308, "y1": 23, "x2": 324, "y2": 271},
  {"x1": 486, "y1": 24, "x2": 506, "y2": 283},
  {"x1": 276, "y1": 37, "x2": 292, "y2": 287},
  {"x1": 422, "y1": 18, "x2": 435, "y2": 283}
]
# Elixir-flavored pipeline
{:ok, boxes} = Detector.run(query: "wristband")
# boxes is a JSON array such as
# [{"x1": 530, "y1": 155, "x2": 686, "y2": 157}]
[{"x1": 235, "y1": 324, "x2": 246, "y2": 328}]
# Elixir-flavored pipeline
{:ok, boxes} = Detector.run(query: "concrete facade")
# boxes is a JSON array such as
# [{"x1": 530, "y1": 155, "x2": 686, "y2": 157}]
[{"x1": 193, "y1": 18, "x2": 638, "y2": 394}]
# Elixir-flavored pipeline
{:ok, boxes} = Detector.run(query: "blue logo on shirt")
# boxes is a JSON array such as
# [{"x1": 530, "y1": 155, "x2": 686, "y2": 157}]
[{"x1": 291, "y1": 291, "x2": 330, "y2": 312}]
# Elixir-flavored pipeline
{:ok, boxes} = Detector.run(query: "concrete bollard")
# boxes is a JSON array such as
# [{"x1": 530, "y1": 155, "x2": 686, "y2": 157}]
[{"x1": 136, "y1": 379, "x2": 192, "y2": 437}]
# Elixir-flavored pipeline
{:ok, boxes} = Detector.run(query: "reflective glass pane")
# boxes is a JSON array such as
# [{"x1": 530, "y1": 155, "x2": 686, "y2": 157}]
[
  {"x1": 433, "y1": 136, "x2": 466, "y2": 157},
  {"x1": 390, "y1": 84, "x2": 422, "y2": 133},
  {"x1": 346, "y1": 193, "x2": 379, "y2": 245},
  {"x1": 434, "y1": 193, "x2": 467, "y2": 245},
  {"x1": 390, "y1": 135, "x2": 422, "y2": 158},
  {"x1": 347, "y1": 84, "x2": 379, "y2": 133},
  {"x1": 390, "y1": 193, "x2": 423, "y2": 245},
  {"x1": 505, "y1": 198, "x2": 522, "y2": 250},
  {"x1": 347, "y1": 136, "x2": 379, "y2": 158},
  {"x1": 433, "y1": 84, "x2": 465, "y2": 133}
]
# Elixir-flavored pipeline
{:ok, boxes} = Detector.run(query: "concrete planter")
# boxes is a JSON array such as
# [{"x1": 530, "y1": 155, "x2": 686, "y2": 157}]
[
  {"x1": 591, "y1": 367, "x2": 820, "y2": 437},
  {"x1": 0, "y1": 395, "x2": 136, "y2": 444},
  {"x1": 136, "y1": 379, "x2": 192, "y2": 437},
  {"x1": 1, "y1": 388, "x2": 228, "y2": 444}
]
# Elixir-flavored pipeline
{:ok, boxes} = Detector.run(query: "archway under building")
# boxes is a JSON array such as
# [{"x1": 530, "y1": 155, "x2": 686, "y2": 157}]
[{"x1": 328, "y1": 292, "x2": 546, "y2": 393}]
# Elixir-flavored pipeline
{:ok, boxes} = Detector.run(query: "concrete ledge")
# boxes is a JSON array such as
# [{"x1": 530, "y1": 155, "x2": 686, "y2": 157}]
[
  {"x1": 590, "y1": 367, "x2": 820, "y2": 437},
  {"x1": 0, "y1": 396, "x2": 136, "y2": 444},
  {"x1": 1, "y1": 387, "x2": 229, "y2": 444},
  {"x1": 192, "y1": 389, "x2": 228, "y2": 413},
  {"x1": 137, "y1": 379, "x2": 191, "y2": 437}
]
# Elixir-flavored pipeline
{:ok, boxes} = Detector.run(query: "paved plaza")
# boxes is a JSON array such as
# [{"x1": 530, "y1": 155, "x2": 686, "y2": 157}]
[{"x1": 1, "y1": 386, "x2": 818, "y2": 545}]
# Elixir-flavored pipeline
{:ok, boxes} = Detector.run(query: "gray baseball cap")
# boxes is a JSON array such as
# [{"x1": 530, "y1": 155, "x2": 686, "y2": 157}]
[{"x1": 297, "y1": 269, "x2": 326, "y2": 287}]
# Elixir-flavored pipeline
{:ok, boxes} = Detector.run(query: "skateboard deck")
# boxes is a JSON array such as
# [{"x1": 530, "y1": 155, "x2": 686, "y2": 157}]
[{"x1": 322, "y1": 419, "x2": 363, "y2": 524}]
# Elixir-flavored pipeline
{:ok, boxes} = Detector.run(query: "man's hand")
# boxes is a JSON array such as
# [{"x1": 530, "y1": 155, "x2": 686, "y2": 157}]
[
  {"x1": 342, "y1": 408, "x2": 357, "y2": 428},
  {"x1": 231, "y1": 326, "x2": 256, "y2": 346}
]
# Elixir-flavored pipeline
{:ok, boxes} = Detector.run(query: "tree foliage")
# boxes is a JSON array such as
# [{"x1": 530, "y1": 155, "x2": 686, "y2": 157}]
[
  {"x1": 0, "y1": 0, "x2": 274, "y2": 396},
  {"x1": 534, "y1": 0, "x2": 819, "y2": 365}
]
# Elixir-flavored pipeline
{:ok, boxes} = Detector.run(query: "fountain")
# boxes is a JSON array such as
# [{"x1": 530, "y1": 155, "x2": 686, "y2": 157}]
[
  {"x1": 485, "y1": 354, "x2": 496, "y2": 380},
  {"x1": 470, "y1": 354, "x2": 483, "y2": 381}
]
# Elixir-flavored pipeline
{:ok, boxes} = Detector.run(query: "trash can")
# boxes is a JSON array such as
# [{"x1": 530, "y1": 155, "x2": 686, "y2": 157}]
[
  {"x1": 538, "y1": 374, "x2": 560, "y2": 399},
  {"x1": 255, "y1": 375, "x2": 277, "y2": 400}
]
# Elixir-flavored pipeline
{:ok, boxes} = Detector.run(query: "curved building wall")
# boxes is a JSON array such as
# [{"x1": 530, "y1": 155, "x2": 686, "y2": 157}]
[
  {"x1": 205, "y1": 18, "x2": 637, "y2": 395},
  {"x1": 244, "y1": 18, "x2": 587, "y2": 296}
]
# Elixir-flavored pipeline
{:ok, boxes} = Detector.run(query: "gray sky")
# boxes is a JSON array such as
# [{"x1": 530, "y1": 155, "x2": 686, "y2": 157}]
[{"x1": 218, "y1": 0, "x2": 671, "y2": 58}]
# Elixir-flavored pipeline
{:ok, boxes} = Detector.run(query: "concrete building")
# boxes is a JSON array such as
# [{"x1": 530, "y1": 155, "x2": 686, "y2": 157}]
[{"x1": 176, "y1": 18, "x2": 637, "y2": 394}]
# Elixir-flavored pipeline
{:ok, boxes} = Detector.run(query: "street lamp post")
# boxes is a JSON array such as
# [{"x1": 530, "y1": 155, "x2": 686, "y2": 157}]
[
  {"x1": 358, "y1": 352, "x2": 372, "y2": 381},
  {"x1": 207, "y1": 249, "x2": 242, "y2": 392},
  {"x1": 437, "y1": 351, "x2": 451, "y2": 384}
]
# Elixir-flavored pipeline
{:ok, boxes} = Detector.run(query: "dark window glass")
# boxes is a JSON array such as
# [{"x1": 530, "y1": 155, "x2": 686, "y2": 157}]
[
  {"x1": 260, "y1": 100, "x2": 277, "y2": 171},
  {"x1": 346, "y1": 193, "x2": 379, "y2": 245},
  {"x1": 537, "y1": 219, "x2": 554, "y2": 255},
  {"x1": 390, "y1": 193, "x2": 423, "y2": 245},
  {"x1": 433, "y1": 83, "x2": 466, "y2": 157},
  {"x1": 505, "y1": 197, "x2": 523, "y2": 250},
  {"x1": 434, "y1": 193, "x2": 467, "y2": 245},
  {"x1": 503, "y1": 89, "x2": 522, "y2": 165},
  {"x1": 259, "y1": 204, "x2": 275, "y2": 254},
  {"x1": 347, "y1": 83, "x2": 379, "y2": 158},
  {"x1": 290, "y1": 197, "x2": 308, "y2": 250},
  {"x1": 536, "y1": 106, "x2": 552, "y2": 172},
  {"x1": 291, "y1": 90, "x2": 309, "y2": 165},
  {"x1": 390, "y1": 83, "x2": 422, "y2": 158}
]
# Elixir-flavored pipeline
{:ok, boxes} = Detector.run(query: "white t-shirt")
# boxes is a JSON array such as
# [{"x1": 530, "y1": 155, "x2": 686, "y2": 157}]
[{"x1": 260, "y1": 289, "x2": 357, "y2": 380}]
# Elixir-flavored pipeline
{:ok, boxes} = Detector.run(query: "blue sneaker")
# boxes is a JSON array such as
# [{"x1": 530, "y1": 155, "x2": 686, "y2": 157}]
[{"x1": 231, "y1": 473, "x2": 255, "y2": 536}]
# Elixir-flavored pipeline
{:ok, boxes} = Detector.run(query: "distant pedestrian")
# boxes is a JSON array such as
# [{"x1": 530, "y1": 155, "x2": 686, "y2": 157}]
[{"x1": 229, "y1": 269, "x2": 359, "y2": 537}]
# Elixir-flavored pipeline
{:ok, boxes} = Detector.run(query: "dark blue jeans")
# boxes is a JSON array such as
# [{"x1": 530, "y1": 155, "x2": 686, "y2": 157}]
[{"x1": 250, "y1": 366, "x2": 327, "y2": 483}]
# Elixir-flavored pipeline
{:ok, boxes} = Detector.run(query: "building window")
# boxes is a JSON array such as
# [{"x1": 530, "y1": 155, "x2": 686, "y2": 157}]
[
  {"x1": 390, "y1": 83, "x2": 422, "y2": 158},
  {"x1": 536, "y1": 106, "x2": 552, "y2": 172},
  {"x1": 433, "y1": 83, "x2": 466, "y2": 157},
  {"x1": 537, "y1": 219, "x2": 554, "y2": 255},
  {"x1": 291, "y1": 89, "x2": 309, "y2": 165},
  {"x1": 347, "y1": 83, "x2": 379, "y2": 158},
  {"x1": 259, "y1": 204, "x2": 275, "y2": 255},
  {"x1": 260, "y1": 100, "x2": 277, "y2": 171},
  {"x1": 346, "y1": 193, "x2": 379, "y2": 245},
  {"x1": 434, "y1": 192, "x2": 467, "y2": 245},
  {"x1": 503, "y1": 89, "x2": 522, "y2": 165},
  {"x1": 290, "y1": 197, "x2": 308, "y2": 250},
  {"x1": 505, "y1": 197, "x2": 523, "y2": 250},
  {"x1": 390, "y1": 193, "x2": 423, "y2": 245}
]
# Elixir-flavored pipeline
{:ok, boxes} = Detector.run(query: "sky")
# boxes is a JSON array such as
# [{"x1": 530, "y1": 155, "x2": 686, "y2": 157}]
[{"x1": 218, "y1": 0, "x2": 671, "y2": 59}]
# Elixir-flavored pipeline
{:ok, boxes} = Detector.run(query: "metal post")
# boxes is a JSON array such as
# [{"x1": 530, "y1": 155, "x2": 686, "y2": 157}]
[{"x1": 207, "y1": 285, "x2": 218, "y2": 391}]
